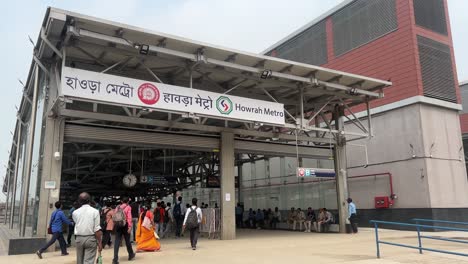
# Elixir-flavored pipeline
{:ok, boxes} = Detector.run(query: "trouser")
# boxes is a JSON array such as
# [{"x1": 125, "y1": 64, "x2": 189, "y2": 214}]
[
  {"x1": 271, "y1": 217, "x2": 279, "y2": 229},
  {"x1": 67, "y1": 224, "x2": 75, "y2": 245},
  {"x1": 318, "y1": 222, "x2": 330, "y2": 232},
  {"x1": 76, "y1": 235, "x2": 97, "y2": 264},
  {"x1": 157, "y1": 222, "x2": 166, "y2": 237},
  {"x1": 113, "y1": 227, "x2": 134, "y2": 262},
  {"x1": 102, "y1": 230, "x2": 112, "y2": 247},
  {"x1": 235, "y1": 214, "x2": 242, "y2": 228},
  {"x1": 189, "y1": 227, "x2": 200, "y2": 248},
  {"x1": 175, "y1": 217, "x2": 183, "y2": 237},
  {"x1": 293, "y1": 220, "x2": 303, "y2": 231},
  {"x1": 165, "y1": 221, "x2": 173, "y2": 237},
  {"x1": 39, "y1": 231, "x2": 67, "y2": 254},
  {"x1": 305, "y1": 221, "x2": 312, "y2": 232},
  {"x1": 349, "y1": 214, "x2": 358, "y2": 233},
  {"x1": 132, "y1": 218, "x2": 138, "y2": 241}
]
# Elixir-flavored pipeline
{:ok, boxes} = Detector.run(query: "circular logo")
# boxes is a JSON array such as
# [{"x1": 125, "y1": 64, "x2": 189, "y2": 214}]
[
  {"x1": 138, "y1": 83, "x2": 160, "y2": 105},
  {"x1": 298, "y1": 168, "x2": 305, "y2": 177},
  {"x1": 216, "y1": 96, "x2": 233, "y2": 115}
]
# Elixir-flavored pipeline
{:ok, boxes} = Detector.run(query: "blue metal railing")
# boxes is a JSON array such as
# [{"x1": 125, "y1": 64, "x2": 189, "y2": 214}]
[{"x1": 370, "y1": 220, "x2": 468, "y2": 258}]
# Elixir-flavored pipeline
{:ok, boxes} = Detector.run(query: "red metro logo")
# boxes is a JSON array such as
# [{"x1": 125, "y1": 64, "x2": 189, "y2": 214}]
[{"x1": 138, "y1": 83, "x2": 160, "y2": 105}]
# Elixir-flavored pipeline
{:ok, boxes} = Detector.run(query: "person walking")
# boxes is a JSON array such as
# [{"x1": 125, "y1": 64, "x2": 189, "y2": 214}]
[
  {"x1": 130, "y1": 201, "x2": 140, "y2": 242},
  {"x1": 36, "y1": 201, "x2": 71, "y2": 259},
  {"x1": 235, "y1": 203, "x2": 243, "y2": 228},
  {"x1": 101, "y1": 201, "x2": 114, "y2": 248},
  {"x1": 173, "y1": 196, "x2": 186, "y2": 238},
  {"x1": 72, "y1": 193, "x2": 103, "y2": 264},
  {"x1": 183, "y1": 198, "x2": 203, "y2": 250},
  {"x1": 347, "y1": 198, "x2": 358, "y2": 234},
  {"x1": 112, "y1": 197, "x2": 136, "y2": 264},
  {"x1": 67, "y1": 201, "x2": 80, "y2": 247},
  {"x1": 164, "y1": 202, "x2": 174, "y2": 238}
]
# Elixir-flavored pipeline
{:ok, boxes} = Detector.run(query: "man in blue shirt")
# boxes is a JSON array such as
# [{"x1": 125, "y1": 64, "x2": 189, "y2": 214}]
[
  {"x1": 347, "y1": 198, "x2": 358, "y2": 234},
  {"x1": 37, "y1": 201, "x2": 72, "y2": 259}
]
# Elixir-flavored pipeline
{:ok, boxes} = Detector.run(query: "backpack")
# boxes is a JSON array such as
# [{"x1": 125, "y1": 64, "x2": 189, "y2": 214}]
[
  {"x1": 173, "y1": 203, "x2": 182, "y2": 218},
  {"x1": 100, "y1": 208, "x2": 111, "y2": 229},
  {"x1": 186, "y1": 207, "x2": 199, "y2": 229},
  {"x1": 154, "y1": 208, "x2": 161, "y2": 223},
  {"x1": 112, "y1": 205, "x2": 127, "y2": 228}
]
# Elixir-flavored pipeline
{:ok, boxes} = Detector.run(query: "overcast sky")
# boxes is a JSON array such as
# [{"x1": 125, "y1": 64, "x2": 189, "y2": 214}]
[{"x1": 0, "y1": 0, "x2": 467, "y2": 201}]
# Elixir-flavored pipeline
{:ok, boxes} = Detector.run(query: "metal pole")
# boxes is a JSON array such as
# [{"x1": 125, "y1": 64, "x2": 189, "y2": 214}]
[
  {"x1": 374, "y1": 222, "x2": 381, "y2": 258},
  {"x1": 4, "y1": 166, "x2": 11, "y2": 224},
  {"x1": 416, "y1": 221, "x2": 423, "y2": 254},
  {"x1": 366, "y1": 99, "x2": 372, "y2": 138},
  {"x1": 20, "y1": 64, "x2": 40, "y2": 237},
  {"x1": 300, "y1": 86, "x2": 304, "y2": 128},
  {"x1": 237, "y1": 154, "x2": 242, "y2": 205},
  {"x1": 10, "y1": 122, "x2": 22, "y2": 229}
]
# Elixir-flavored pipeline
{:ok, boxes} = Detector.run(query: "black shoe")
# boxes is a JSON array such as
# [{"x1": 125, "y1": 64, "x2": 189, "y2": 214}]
[
  {"x1": 61, "y1": 252, "x2": 69, "y2": 256},
  {"x1": 128, "y1": 253, "x2": 136, "y2": 261},
  {"x1": 112, "y1": 261, "x2": 119, "y2": 264},
  {"x1": 192, "y1": 247, "x2": 196, "y2": 250},
  {"x1": 67, "y1": 244, "x2": 71, "y2": 248},
  {"x1": 36, "y1": 251, "x2": 42, "y2": 259}
]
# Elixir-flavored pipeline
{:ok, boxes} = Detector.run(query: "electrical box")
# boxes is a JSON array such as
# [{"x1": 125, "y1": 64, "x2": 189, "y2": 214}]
[{"x1": 374, "y1": 196, "x2": 391, "y2": 209}]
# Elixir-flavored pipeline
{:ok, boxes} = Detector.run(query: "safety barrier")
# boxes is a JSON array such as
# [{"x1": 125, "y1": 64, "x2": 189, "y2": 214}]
[
  {"x1": 200, "y1": 208, "x2": 220, "y2": 239},
  {"x1": 370, "y1": 220, "x2": 468, "y2": 258}
]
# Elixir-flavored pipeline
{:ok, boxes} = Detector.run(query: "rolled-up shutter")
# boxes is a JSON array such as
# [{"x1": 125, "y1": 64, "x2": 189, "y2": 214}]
[
  {"x1": 64, "y1": 123, "x2": 219, "y2": 151},
  {"x1": 65, "y1": 123, "x2": 332, "y2": 159}
]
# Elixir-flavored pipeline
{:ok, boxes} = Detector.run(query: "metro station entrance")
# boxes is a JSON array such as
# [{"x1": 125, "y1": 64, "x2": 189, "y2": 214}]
[{"x1": 2, "y1": 8, "x2": 390, "y2": 242}]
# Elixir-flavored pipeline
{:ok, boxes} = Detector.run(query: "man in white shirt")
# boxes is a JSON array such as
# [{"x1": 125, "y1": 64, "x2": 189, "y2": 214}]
[
  {"x1": 182, "y1": 198, "x2": 203, "y2": 250},
  {"x1": 72, "y1": 192, "x2": 102, "y2": 264}
]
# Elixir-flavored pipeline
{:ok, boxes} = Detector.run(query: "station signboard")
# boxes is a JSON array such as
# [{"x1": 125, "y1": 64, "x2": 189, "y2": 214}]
[
  {"x1": 61, "y1": 67, "x2": 285, "y2": 125},
  {"x1": 297, "y1": 168, "x2": 335, "y2": 178}
]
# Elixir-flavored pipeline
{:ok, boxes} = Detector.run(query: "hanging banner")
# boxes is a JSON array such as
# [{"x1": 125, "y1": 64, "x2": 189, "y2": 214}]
[
  {"x1": 61, "y1": 67, "x2": 285, "y2": 125},
  {"x1": 297, "y1": 168, "x2": 335, "y2": 178}
]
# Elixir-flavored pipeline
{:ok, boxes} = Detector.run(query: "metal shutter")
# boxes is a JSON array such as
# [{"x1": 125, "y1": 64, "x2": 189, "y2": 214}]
[
  {"x1": 332, "y1": 0, "x2": 397, "y2": 57},
  {"x1": 413, "y1": 0, "x2": 448, "y2": 35},
  {"x1": 418, "y1": 35, "x2": 456, "y2": 103},
  {"x1": 234, "y1": 139, "x2": 331, "y2": 159},
  {"x1": 273, "y1": 20, "x2": 328, "y2": 65},
  {"x1": 64, "y1": 124, "x2": 220, "y2": 151}
]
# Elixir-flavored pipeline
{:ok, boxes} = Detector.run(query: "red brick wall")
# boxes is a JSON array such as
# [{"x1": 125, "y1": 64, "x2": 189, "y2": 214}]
[
  {"x1": 460, "y1": 114, "x2": 468, "y2": 134},
  {"x1": 320, "y1": 0, "x2": 459, "y2": 111}
]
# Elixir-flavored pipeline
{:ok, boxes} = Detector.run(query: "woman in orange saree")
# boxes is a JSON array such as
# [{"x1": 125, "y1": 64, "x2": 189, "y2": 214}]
[{"x1": 136, "y1": 206, "x2": 161, "y2": 252}]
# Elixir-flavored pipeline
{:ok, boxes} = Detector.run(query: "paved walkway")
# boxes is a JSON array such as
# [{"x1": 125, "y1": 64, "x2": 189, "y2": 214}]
[{"x1": 1, "y1": 228, "x2": 468, "y2": 263}]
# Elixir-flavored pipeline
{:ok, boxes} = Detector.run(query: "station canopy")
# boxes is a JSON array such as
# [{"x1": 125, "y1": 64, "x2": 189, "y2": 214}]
[{"x1": 4, "y1": 7, "x2": 391, "y2": 197}]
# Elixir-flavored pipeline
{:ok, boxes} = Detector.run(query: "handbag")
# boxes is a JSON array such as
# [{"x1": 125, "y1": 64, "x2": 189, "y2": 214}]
[{"x1": 47, "y1": 212, "x2": 56, "y2": 234}]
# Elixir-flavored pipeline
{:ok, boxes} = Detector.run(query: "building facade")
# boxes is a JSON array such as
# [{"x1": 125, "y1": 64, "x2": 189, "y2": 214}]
[{"x1": 264, "y1": 0, "x2": 468, "y2": 223}]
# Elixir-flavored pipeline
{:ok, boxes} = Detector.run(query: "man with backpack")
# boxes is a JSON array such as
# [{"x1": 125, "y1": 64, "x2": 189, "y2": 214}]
[
  {"x1": 154, "y1": 202, "x2": 166, "y2": 237},
  {"x1": 112, "y1": 197, "x2": 135, "y2": 264},
  {"x1": 174, "y1": 196, "x2": 186, "y2": 238},
  {"x1": 183, "y1": 198, "x2": 203, "y2": 250}
]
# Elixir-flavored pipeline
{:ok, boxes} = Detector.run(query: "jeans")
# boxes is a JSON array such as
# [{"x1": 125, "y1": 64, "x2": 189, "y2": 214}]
[
  {"x1": 132, "y1": 218, "x2": 138, "y2": 241},
  {"x1": 39, "y1": 231, "x2": 67, "y2": 254},
  {"x1": 189, "y1": 227, "x2": 200, "y2": 248},
  {"x1": 175, "y1": 217, "x2": 183, "y2": 237},
  {"x1": 113, "y1": 227, "x2": 134, "y2": 262},
  {"x1": 271, "y1": 217, "x2": 279, "y2": 229},
  {"x1": 67, "y1": 224, "x2": 74, "y2": 245},
  {"x1": 102, "y1": 229, "x2": 112, "y2": 247},
  {"x1": 76, "y1": 235, "x2": 97, "y2": 264},
  {"x1": 157, "y1": 222, "x2": 166, "y2": 237}
]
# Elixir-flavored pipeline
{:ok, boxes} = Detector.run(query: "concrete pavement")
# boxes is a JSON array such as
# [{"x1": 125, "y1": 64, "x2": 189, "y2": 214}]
[{"x1": 1, "y1": 228, "x2": 468, "y2": 263}]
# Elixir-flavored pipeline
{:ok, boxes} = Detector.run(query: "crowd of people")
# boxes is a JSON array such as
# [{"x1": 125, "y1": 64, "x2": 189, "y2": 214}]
[
  {"x1": 35, "y1": 193, "x2": 358, "y2": 263},
  {"x1": 36, "y1": 193, "x2": 204, "y2": 264}
]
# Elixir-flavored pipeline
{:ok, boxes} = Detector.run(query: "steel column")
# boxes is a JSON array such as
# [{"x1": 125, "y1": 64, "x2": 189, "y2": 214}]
[
  {"x1": 20, "y1": 64, "x2": 40, "y2": 237},
  {"x1": 10, "y1": 122, "x2": 22, "y2": 228},
  {"x1": 220, "y1": 132, "x2": 235, "y2": 240},
  {"x1": 334, "y1": 105, "x2": 348, "y2": 234},
  {"x1": 4, "y1": 166, "x2": 11, "y2": 224}
]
